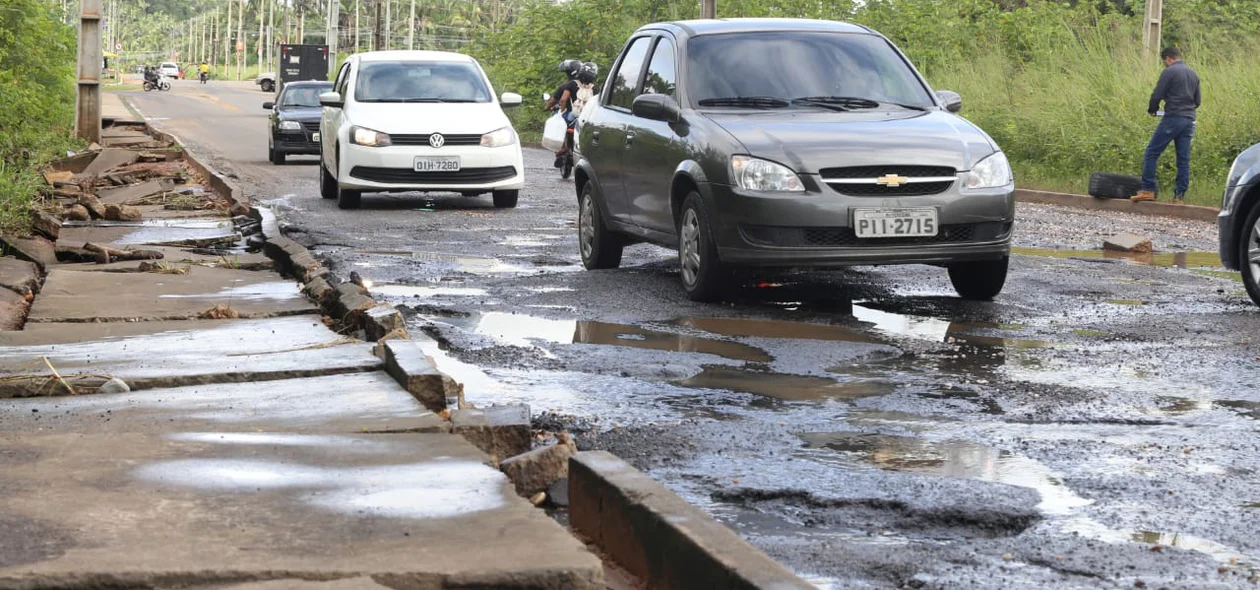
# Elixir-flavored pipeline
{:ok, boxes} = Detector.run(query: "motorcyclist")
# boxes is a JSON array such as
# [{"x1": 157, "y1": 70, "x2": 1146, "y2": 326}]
[
  {"x1": 198, "y1": 60, "x2": 210, "y2": 84},
  {"x1": 143, "y1": 65, "x2": 160, "y2": 87},
  {"x1": 546, "y1": 59, "x2": 582, "y2": 167}
]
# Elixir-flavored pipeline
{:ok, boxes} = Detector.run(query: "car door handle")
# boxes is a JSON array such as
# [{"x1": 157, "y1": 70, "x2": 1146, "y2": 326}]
[
  {"x1": 591, "y1": 130, "x2": 600, "y2": 146},
  {"x1": 625, "y1": 132, "x2": 635, "y2": 148}
]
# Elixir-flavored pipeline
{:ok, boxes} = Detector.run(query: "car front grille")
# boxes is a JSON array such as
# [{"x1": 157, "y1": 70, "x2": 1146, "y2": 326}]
[
  {"x1": 349, "y1": 165, "x2": 518, "y2": 185},
  {"x1": 819, "y1": 165, "x2": 958, "y2": 197},
  {"x1": 390, "y1": 133, "x2": 483, "y2": 147},
  {"x1": 740, "y1": 222, "x2": 1010, "y2": 248},
  {"x1": 301, "y1": 121, "x2": 320, "y2": 133}
]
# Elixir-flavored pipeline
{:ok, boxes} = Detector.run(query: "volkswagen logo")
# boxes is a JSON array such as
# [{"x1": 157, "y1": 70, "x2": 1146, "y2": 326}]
[{"x1": 428, "y1": 133, "x2": 446, "y2": 148}]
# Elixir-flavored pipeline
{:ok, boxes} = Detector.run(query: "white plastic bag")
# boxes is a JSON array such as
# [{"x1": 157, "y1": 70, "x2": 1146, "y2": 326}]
[{"x1": 541, "y1": 113, "x2": 567, "y2": 152}]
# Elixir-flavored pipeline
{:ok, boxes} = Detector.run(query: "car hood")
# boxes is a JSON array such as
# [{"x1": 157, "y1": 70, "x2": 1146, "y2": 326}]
[
  {"x1": 276, "y1": 106, "x2": 322, "y2": 121},
  {"x1": 345, "y1": 102, "x2": 511, "y2": 135},
  {"x1": 704, "y1": 109, "x2": 997, "y2": 174}
]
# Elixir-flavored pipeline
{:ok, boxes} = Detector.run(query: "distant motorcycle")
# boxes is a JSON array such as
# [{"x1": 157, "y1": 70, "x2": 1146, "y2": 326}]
[
  {"x1": 157, "y1": 76, "x2": 171, "y2": 91},
  {"x1": 142, "y1": 74, "x2": 171, "y2": 92}
]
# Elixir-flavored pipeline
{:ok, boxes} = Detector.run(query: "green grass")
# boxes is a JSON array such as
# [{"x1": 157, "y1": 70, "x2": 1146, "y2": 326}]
[{"x1": 105, "y1": 84, "x2": 143, "y2": 93}]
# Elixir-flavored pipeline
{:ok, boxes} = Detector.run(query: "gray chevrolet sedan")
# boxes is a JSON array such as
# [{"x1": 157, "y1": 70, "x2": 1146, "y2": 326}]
[{"x1": 573, "y1": 19, "x2": 1016, "y2": 301}]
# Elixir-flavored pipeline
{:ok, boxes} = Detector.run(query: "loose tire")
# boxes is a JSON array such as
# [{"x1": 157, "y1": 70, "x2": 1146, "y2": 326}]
[
  {"x1": 1239, "y1": 203, "x2": 1260, "y2": 307},
  {"x1": 678, "y1": 192, "x2": 728, "y2": 302},
  {"x1": 1088, "y1": 172, "x2": 1143, "y2": 200},
  {"x1": 492, "y1": 189, "x2": 519, "y2": 208},
  {"x1": 578, "y1": 183, "x2": 623, "y2": 270},
  {"x1": 319, "y1": 162, "x2": 336, "y2": 200},
  {"x1": 948, "y1": 256, "x2": 1009, "y2": 301}
]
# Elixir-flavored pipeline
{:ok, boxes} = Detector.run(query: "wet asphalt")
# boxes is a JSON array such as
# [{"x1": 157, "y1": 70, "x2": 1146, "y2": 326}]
[{"x1": 129, "y1": 81, "x2": 1260, "y2": 589}]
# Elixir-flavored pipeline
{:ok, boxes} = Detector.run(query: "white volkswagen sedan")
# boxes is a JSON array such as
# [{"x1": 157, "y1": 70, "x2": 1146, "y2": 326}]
[{"x1": 318, "y1": 51, "x2": 524, "y2": 209}]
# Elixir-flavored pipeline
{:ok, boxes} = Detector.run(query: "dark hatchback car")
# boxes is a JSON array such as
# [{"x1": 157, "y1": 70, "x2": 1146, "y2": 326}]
[
  {"x1": 1219, "y1": 143, "x2": 1260, "y2": 306},
  {"x1": 573, "y1": 19, "x2": 1016, "y2": 301},
  {"x1": 264, "y1": 80, "x2": 333, "y2": 164}
]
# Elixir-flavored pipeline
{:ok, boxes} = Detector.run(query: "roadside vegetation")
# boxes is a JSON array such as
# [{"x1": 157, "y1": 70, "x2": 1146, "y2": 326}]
[
  {"x1": 471, "y1": 0, "x2": 1260, "y2": 206},
  {"x1": 0, "y1": 0, "x2": 80, "y2": 234}
]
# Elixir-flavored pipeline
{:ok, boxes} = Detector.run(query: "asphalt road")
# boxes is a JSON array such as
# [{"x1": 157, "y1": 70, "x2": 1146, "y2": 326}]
[{"x1": 128, "y1": 80, "x2": 1260, "y2": 589}]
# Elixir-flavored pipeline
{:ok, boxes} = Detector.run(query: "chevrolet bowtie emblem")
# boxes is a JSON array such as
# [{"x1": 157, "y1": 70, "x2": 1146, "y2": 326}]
[{"x1": 875, "y1": 174, "x2": 910, "y2": 187}]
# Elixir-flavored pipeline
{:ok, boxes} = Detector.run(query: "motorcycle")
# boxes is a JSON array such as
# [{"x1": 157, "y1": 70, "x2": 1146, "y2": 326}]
[
  {"x1": 199, "y1": 70, "x2": 208, "y2": 84},
  {"x1": 157, "y1": 76, "x2": 171, "y2": 91},
  {"x1": 542, "y1": 92, "x2": 576, "y2": 180},
  {"x1": 142, "y1": 74, "x2": 171, "y2": 92}
]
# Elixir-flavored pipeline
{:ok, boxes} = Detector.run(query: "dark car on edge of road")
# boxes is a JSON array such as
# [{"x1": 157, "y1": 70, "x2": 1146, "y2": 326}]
[
  {"x1": 264, "y1": 80, "x2": 333, "y2": 165},
  {"x1": 573, "y1": 19, "x2": 1016, "y2": 302},
  {"x1": 1219, "y1": 143, "x2": 1260, "y2": 306}
]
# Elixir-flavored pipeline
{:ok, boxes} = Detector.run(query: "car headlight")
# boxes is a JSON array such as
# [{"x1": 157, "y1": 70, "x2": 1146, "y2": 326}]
[
  {"x1": 350, "y1": 125, "x2": 391, "y2": 147},
  {"x1": 278, "y1": 120, "x2": 301, "y2": 131},
  {"x1": 965, "y1": 152, "x2": 1013, "y2": 191},
  {"x1": 731, "y1": 155, "x2": 804, "y2": 192},
  {"x1": 480, "y1": 126, "x2": 516, "y2": 148}
]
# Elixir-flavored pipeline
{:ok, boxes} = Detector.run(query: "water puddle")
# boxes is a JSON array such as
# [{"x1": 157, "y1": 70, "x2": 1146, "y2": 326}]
[
  {"x1": 1215, "y1": 399, "x2": 1260, "y2": 419},
  {"x1": 352, "y1": 249, "x2": 532, "y2": 275},
  {"x1": 1061, "y1": 519, "x2": 1252, "y2": 564},
  {"x1": 1013, "y1": 247, "x2": 1223, "y2": 269},
  {"x1": 373, "y1": 284, "x2": 489, "y2": 298},
  {"x1": 679, "y1": 366, "x2": 895, "y2": 401},
  {"x1": 159, "y1": 281, "x2": 302, "y2": 301},
  {"x1": 800, "y1": 432, "x2": 1090, "y2": 516}
]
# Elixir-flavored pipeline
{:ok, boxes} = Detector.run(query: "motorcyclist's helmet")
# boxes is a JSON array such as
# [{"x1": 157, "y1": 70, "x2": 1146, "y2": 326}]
[
  {"x1": 577, "y1": 62, "x2": 598, "y2": 84},
  {"x1": 558, "y1": 59, "x2": 581, "y2": 79}
]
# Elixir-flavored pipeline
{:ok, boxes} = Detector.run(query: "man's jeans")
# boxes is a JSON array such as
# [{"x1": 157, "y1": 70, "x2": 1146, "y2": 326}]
[{"x1": 1141, "y1": 115, "x2": 1195, "y2": 194}]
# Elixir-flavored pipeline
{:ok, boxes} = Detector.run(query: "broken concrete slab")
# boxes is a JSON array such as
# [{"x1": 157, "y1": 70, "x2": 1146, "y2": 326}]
[
  {"x1": 0, "y1": 372, "x2": 446, "y2": 435},
  {"x1": 0, "y1": 288, "x2": 28, "y2": 331},
  {"x1": 76, "y1": 148, "x2": 140, "y2": 179},
  {"x1": 215, "y1": 578, "x2": 392, "y2": 590},
  {"x1": 364, "y1": 305, "x2": 405, "y2": 341},
  {"x1": 451, "y1": 404, "x2": 533, "y2": 463},
  {"x1": 68, "y1": 245, "x2": 272, "y2": 272},
  {"x1": 1103, "y1": 232, "x2": 1153, "y2": 254},
  {"x1": 500, "y1": 435, "x2": 578, "y2": 497},
  {"x1": 0, "y1": 432, "x2": 604, "y2": 588},
  {"x1": 97, "y1": 179, "x2": 174, "y2": 205},
  {"x1": 58, "y1": 218, "x2": 238, "y2": 248},
  {"x1": 380, "y1": 340, "x2": 459, "y2": 413},
  {"x1": 0, "y1": 257, "x2": 40, "y2": 297},
  {"x1": 104, "y1": 203, "x2": 143, "y2": 221},
  {"x1": 0, "y1": 234, "x2": 57, "y2": 271},
  {"x1": 0, "y1": 316, "x2": 383, "y2": 395},
  {"x1": 27, "y1": 267, "x2": 316, "y2": 323},
  {"x1": 569, "y1": 451, "x2": 813, "y2": 590},
  {"x1": 30, "y1": 211, "x2": 61, "y2": 241}
]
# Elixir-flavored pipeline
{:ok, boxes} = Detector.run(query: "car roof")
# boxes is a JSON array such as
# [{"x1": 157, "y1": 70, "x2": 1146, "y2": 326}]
[
  {"x1": 283, "y1": 80, "x2": 333, "y2": 88},
  {"x1": 638, "y1": 18, "x2": 872, "y2": 37},
  {"x1": 354, "y1": 50, "x2": 475, "y2": 63}
]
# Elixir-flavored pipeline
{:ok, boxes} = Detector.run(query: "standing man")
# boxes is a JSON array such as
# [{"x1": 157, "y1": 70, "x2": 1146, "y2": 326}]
[{"x1": 1132, "y1": 47, "x2": 1201, "y2": 203}]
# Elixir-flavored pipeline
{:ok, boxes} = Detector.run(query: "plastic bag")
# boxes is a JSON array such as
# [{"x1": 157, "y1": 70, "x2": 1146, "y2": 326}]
[{"x1": 541, "y1": 113, "x2": 567, "y2": 152}]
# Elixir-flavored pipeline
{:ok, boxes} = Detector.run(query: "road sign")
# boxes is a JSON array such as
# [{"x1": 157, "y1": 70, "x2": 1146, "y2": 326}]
[{"x1": 114, "y1": 42, "x2": 121, "y2": 50}]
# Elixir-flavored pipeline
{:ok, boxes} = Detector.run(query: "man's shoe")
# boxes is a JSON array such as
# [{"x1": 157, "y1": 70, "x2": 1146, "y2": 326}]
[
  {"x1": 1173, "y1": 191, "x2": 1186, "y2": 202},
  {"x1": 1130, "y1": 190, "x2": 1156, "y2": 202}
]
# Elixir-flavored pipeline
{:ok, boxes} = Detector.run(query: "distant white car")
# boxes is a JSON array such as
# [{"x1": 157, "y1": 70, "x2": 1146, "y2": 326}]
[
  {"x1": 317, "y1": 50, "x2": 524, "y2": 210},
  {"x1": 159, "y1": 61, "x2": 180, "y2": 78}
]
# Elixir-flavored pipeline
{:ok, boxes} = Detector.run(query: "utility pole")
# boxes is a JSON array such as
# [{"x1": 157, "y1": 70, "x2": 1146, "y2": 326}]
[
  {"x1": 1142, "y1": 0, "x2": 1163, "y2": 60},
  {"x1": 700, "y1": 0, "x2": 715, "y2": 19},
  {"x1": 407, "y1": 0, "x2": 415, "y2": 50},
  {"x1": 384, "y1": 0, "x2": 390, "y2": 50},
  {"x1": 373, "y1": 0, "x2": 383, "y2": 51},
  {"x1": 258, "y1": 0, "x2": 265, "y2": 77},
  {"x1": 76, "y1": 0, "x2": 102, "y2": 143},
  {"x1": 355, "y1": 0, "x2": 361, "y2": 53},
  {"x1": 224, "y1": 1, "x2": 231, "y2": 74},
  {"x1": 237, "y1": 0, "x2": 246, "y2": 80},
  {"x1": 327, "y1": 0, "x2": 340, "y2": 67}
]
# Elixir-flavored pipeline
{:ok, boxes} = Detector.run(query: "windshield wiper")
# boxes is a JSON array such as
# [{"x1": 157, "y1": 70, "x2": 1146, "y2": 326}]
[
  {"x1": 697, "y1": 96, "x2": 790, "y2": 109},
  {"x1": 793, "y1": 96, "x2": 928, "y2": 111}
]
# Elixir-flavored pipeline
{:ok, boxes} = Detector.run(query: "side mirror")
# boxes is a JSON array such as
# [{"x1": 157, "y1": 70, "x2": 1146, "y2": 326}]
[
  {"x1": 319, "y1": 91, "x2": 344, "y2": 108},
  {"x1": 631, "y1": 93, "x2": 683, "y2": 123},
  {"x1": 937, "y1": 90, "x2": 962, "y2": 113},
  {"x1": 262, "y1": 102, "x2": 274, "y2": 110},
  {"x1": 500, "y1": 92, "x2": 522, "y2": 107}
]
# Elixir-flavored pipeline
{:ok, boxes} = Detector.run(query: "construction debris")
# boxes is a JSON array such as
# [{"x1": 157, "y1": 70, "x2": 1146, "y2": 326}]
[{"x1": 82, "y1": 242, "x2": 164, "y2": 264}]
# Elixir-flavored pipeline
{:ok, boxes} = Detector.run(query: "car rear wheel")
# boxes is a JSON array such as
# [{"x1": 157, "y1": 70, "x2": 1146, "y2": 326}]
[
  {"x1": 578, "y1": 183, "x2": 623, "y2": 270},
  {"x1": 319, "y1": 161, "x2": 336, "y2": 200},
  {"x1": 1239, "y1": 203, "x2": 1260, "y2": 307},
  {"x1": 261, "y1": 80, "x2": 275, "y2": 93},
  {"x1": 492, "y1": 190, "x2": 518, "y2": 208},
  {"x1": 948, "y1": 256, "x2": 1009, "y2": 301},
  {"x1": 679, "y1": 192, "x2": 728, "y2": 302}
]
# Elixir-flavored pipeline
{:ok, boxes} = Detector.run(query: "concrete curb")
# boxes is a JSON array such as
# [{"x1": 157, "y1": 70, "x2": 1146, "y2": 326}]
[
  {"x1": 569, "y1": 451, "x2": 815, "y2": 590},
  {"x1": 1016, "y1": 188, "x2": 1219, "y2": 223}
]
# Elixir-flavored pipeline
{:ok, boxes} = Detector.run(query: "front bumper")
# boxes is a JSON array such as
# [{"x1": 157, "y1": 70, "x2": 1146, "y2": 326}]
[
  {"x1": 708, "y1": 180, "x2": 1014, "y2": 268},
  {"x1": 338, "y1": 142, "x2": 525, "y2": 192}
]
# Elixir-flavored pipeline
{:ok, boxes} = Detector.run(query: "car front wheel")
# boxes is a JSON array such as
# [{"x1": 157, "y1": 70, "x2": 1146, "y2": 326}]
[
  {"x1": 948, "y1": 256, "x2": 1009, "y2": 301},
  {"x1": 334, "y1": 149, "x2": 361, "y2": 209},
  {"x1": 492, "y1": 190, "x2": 518, "y2": 208},
  {"x1": 678, "y1": 192, "x2": 728, "y2": 302},
  {"x1": 578, "y1": 183, "x2": 623, "y2": 270},
  {"x1": 319, "y1": 160, "x2": 336, "y2": 200},
  {"x1": 1239, "y1": 203, "x2": 1260, "y2": 307}
]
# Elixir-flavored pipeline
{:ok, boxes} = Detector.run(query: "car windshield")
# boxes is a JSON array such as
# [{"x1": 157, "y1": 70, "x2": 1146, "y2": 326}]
[
  {"x1": 354, "y1": 61, "x2": 491, "y2": 103},
  {"x1": 281, "y1": 86, "x2": 330, "y2": 107},
  {"x1": 686, "y1": 32, "x2": 934, "y2": 110}
]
